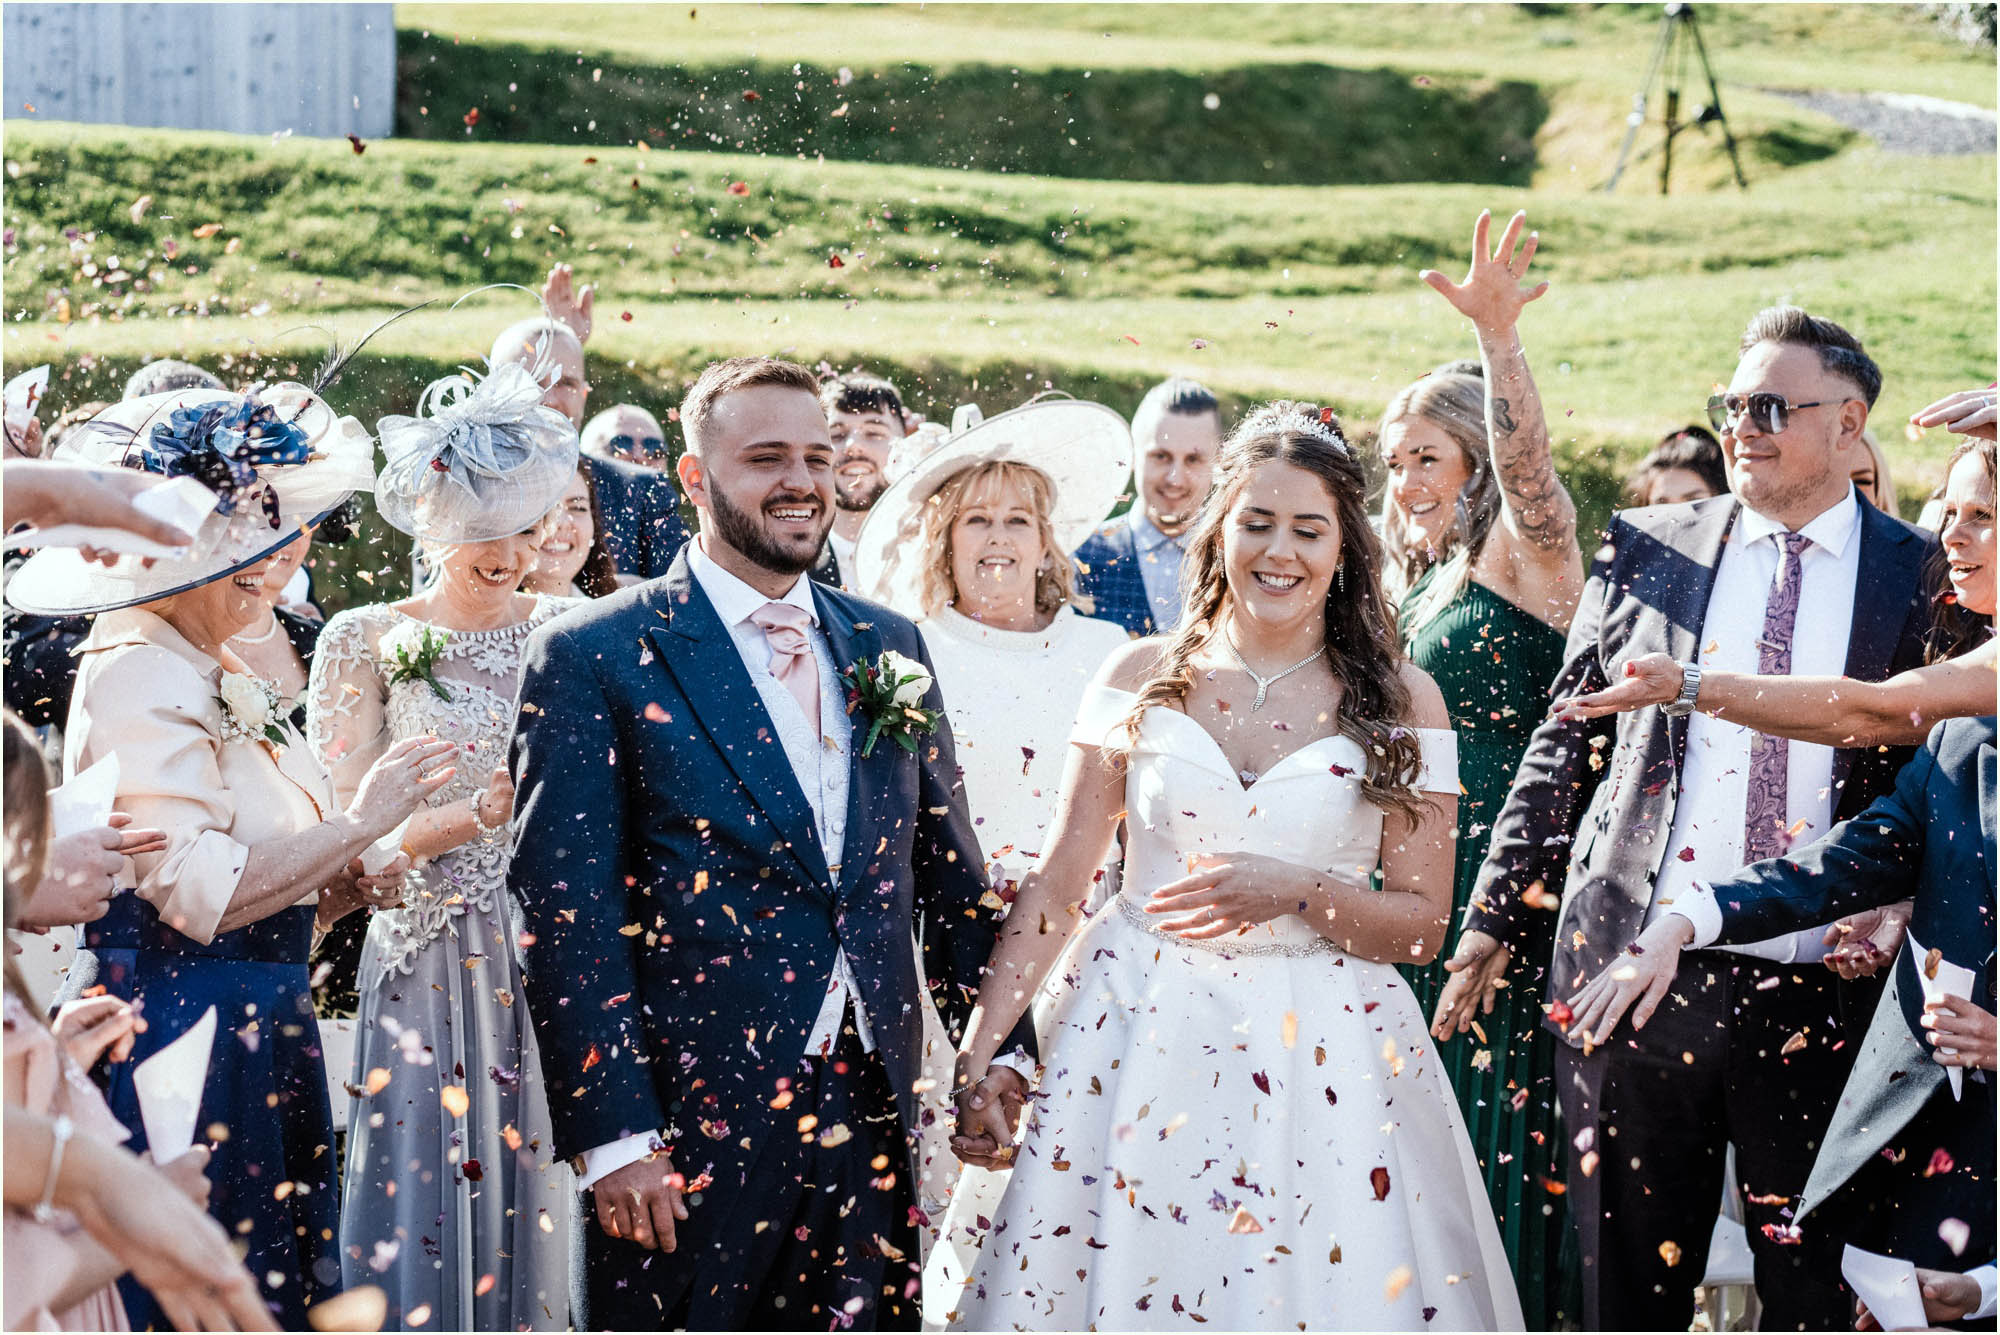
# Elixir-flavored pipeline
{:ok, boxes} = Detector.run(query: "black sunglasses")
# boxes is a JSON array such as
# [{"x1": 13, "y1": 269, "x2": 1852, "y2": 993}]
[
  {"x1": 607, "y1": 433, "x2": 669, "y2": 458},
  {"x1": 1706, "y1": 392, "x2": 1842, "y2": 436}
]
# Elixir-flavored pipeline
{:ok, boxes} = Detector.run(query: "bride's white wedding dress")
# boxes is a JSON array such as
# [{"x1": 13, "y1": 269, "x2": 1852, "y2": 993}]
[{"x1": 925, "y1": 682, "x2": 1525, "y2": 1332}]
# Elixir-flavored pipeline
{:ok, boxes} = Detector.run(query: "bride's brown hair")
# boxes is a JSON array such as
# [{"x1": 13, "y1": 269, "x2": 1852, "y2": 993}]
[{"x1": 1118, "y1": 402, "x2": 1428, "y2": 821}]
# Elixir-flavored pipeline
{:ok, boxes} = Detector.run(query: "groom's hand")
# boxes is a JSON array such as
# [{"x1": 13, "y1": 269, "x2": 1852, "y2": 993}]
[
  {"x1": 950, "y1": 1065, "x2": 1029, "y2": 1169},
  {"x1": 592, "y1": 1154, "x2": 690, "y2": 1252}
]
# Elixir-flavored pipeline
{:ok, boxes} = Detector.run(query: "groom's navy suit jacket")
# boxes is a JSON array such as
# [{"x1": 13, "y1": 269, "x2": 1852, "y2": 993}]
[{"x1": 507, "y1": 549, "x2": 1030, "y2": 1197}]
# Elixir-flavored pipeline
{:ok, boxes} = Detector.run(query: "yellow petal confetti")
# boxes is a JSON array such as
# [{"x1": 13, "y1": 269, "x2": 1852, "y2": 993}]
[
  {"x1": 364, "y1": 1068, "x2": 392, "y2": 1096},
  {"x1": 440, "y1": 1085, "x2": 470, "y2": 1119},
  {"x1": 1384, "y1": 1265, "x2": 1414, "y2": 1300},
  {"x1": 1281, "y1": 1012, "x2": 1298, "y2": 1050}
]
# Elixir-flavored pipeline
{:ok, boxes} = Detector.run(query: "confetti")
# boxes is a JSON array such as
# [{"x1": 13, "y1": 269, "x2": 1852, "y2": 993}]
[
  {"x1": 192, "y1": 222, "x2": 224, "y2": 238},
  {"x1": 1658, "y1": 1240, "x2": 1682, "y2": 1267},
  {"x1": 463, "y1": 107, "x2": 480, "y2": 127},
  {"x1": 1370, "y1": 1167, "x2": 1391, "y2": 1201},
  {"x1": 346, "y1": 134, "x2": 366, "y2": 155},
  {"x1": 440, "y1": 1085, "x2": 469, "y2": 1118},
  {"x1": 727, "y1": 181, "x2": 751, "y2": 196}
]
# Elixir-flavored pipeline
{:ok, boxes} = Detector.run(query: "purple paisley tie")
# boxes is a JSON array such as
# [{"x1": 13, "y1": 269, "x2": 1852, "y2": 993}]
[{"x1": 1744, "y1": 531, "x2": 1812, "y2": 864}]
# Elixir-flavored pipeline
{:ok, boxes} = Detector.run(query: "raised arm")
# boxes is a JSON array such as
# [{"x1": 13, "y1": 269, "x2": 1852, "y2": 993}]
[
  {"x1": 1556, "y1": 640, "x2": 1998, "y2": 747},
  {"x1": 1421, "y1": 209, "x2": 1577, "y2": 569}
]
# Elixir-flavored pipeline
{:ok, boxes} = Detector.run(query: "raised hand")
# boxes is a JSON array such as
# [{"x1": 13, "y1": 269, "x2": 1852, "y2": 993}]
[
  {"x1": 1553, "y1": 653, "x2": 1683, "y2": 722},
  {"x1": 1910, "y1": 387, "x2": 1997, "y2": 441},
  {"x1": 1430, "y1": 929, "x2": 1513, "y2": 1040},
  {"x1": 541, "y1": 263, "x2": 595, "y2": 345},
  {"x1": 1421, "y1": 209, "x2": 1549, "y2": 335}
]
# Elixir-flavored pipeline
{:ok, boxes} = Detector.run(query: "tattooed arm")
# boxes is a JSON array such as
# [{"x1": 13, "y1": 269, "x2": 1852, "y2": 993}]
[{"x1": 1422, "y1": 209, "x2": 1582, "y2": 622}]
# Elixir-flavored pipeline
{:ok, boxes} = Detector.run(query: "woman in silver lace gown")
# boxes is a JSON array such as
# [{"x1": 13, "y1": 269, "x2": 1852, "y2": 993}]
[{"x1": 306, "y1": 364, "x2": 581, "y2": 1331}]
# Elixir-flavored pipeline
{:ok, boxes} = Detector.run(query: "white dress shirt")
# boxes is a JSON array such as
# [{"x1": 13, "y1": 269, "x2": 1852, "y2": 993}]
[
  {"x1": 1127, "y1": 507, "x2": 1188, "y2": 632},
  {"x1": 826, "y1": 530, "x2": 858, "y2": 590},
  {"x1": 578, "y1": 539, "x2": 867, "y2": 1189},
  {"x1": 1644, "y1": 489, "x2": 1862, "y2": 963}
]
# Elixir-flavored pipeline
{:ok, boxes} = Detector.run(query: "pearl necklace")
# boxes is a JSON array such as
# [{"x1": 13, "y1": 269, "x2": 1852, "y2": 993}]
[
  {"x1": 230, "y1": 613, "x2": 283, "y2": 648},
  {"x1": 1220, "y1": 634, "x2": 1325, "y2": 711}
]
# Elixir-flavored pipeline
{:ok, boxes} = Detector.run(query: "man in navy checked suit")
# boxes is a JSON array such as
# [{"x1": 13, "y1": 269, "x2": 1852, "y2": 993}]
[{"x1": 1073, "y1": 377, "x2": 1221, "y2": 635}]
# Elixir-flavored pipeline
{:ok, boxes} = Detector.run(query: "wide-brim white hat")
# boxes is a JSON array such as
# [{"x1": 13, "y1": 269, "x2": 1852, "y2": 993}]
[
  {"x1": 852, "y1": 396, "x2": 1131, "y2": 616},
  {"x1": 6, "y1": 384, "x2": 374, "y2": 616}
]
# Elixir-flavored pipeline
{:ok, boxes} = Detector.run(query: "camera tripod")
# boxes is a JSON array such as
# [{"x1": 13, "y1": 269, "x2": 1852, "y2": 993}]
[{"x1": 1604, "y1": 3, "x2": 1748, "y2": 194}]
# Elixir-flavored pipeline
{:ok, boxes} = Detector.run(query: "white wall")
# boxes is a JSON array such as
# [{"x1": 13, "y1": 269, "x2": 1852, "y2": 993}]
[{"x1": 3, "y1": 3, "x2": 396, "y2": 139}]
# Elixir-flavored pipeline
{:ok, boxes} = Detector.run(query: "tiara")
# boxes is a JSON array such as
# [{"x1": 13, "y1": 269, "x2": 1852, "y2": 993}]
[{"x1": 1293, "y1": 408, "x2": 1351, "y2": 455}]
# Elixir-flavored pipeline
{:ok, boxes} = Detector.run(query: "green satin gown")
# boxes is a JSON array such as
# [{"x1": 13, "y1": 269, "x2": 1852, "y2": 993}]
[{"x1": 1398, "y1": 566, "x2": 1576, "y2": 1332}]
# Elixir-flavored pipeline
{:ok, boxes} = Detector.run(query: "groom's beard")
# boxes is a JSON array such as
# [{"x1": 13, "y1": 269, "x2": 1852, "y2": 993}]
[{"x1": 707, "y1": 481, "x2": 831, "y2": 577}]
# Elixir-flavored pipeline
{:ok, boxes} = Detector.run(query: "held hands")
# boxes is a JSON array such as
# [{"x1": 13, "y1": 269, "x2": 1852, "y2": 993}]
[
  {"x1": 1922, "y1": 995, "x2": 1997, "y2": 1071},
  {"x1": 1565, "y1": 916, "x2": 1693, "y2": 1047},
  {"x1": 1420, "y1": 209, "x2": 1549, "y2": 336},
  {"x1": 1142, "y1": 852, "x2": 1296, "y2": 939},
  {"x1": 1430, "y1": 930, "x2": 1513, "y2": 1040},
  {"x1": 1822, "y1": 902, "x2": 1911, "y2": 981},
  {"x1": 592, "y1": 1152, "x2": 690, "y2": 1251},
  {"x1": 346, "y1": 735, "x2": 458, "y2": 838},
  {"x1": 1855, "y1": 1267, "x2": 1983, "y2": 1329},
  {"x1": 1553, "y1": 653, "x2": 1683, "y2": 722},
  {"x1": 18, "y1": 814, "x2": 167, "y2": 929},
  {"x1": 1910, "y1": 387, "x2": 1997, "y2": 442},
  {"x1": 950, "y1": 1063, "x2": 1030, "y2": 1169}
]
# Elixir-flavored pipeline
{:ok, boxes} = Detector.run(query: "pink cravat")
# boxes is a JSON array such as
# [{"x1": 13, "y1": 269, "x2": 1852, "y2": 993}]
[{"x1": 749, "y1": 600, "x2": 820, "y2": 735}]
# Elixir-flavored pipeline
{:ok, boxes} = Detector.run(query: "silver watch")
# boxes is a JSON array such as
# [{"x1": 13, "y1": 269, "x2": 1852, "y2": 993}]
[{"x1": 1660, "y1": 661, "x2": 1702, "y2": 717}]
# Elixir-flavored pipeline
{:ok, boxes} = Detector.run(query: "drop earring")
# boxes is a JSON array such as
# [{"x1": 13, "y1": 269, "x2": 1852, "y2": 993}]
[{"x1": 1336, "y1": 564, "x2": 1346, "y2": 594}]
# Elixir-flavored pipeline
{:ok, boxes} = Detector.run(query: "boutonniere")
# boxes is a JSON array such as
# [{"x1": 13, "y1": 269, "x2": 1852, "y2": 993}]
[
  {"x1": 216, "y1": 671, "x2": 291, "y2": 749},
  {"x1": 381, "y1": 622, "x2": 454, "y2": 701},
  {"x1": 841, "y1": 649, "x2": 940, "y2": 758}
]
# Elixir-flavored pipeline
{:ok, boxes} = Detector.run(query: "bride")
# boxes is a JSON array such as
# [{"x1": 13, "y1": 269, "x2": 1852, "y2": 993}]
[{"x1": 930, "y1": 403, "x2": 1524, "y2": 1331}]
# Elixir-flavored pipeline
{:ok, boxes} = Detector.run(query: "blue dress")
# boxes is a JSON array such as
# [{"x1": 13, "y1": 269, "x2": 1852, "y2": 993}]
[{"x1": 75, "y1": 897, "x2": 341, "y2": 1330}]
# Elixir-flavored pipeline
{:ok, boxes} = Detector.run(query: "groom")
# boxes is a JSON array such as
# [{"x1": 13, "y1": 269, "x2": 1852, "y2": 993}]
[{"x1": 508, "y1": 356, "x2": 1033, "y2": 1330}]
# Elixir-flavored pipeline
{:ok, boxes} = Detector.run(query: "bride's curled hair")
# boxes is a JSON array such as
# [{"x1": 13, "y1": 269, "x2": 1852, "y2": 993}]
[{"x1": 1119, "y1": 401, "x2": 1429, "y2": 821}]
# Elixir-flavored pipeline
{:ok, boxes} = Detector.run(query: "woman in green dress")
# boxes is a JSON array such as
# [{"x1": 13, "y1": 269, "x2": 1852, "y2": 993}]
[{"x1": 1379, "y1": 210, "x2": 1585, "y2": 1331}]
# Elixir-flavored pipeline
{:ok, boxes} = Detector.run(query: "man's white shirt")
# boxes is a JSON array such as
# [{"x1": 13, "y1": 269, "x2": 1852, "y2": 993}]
[{"x1": 1643, "y1": 488, "x2": 1862, "y2": 963}]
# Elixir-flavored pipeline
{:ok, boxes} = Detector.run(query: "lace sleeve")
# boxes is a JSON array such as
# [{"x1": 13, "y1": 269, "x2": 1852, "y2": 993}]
[{"x1": 306, "y1": 607, "x2": 392, "y2": 809}]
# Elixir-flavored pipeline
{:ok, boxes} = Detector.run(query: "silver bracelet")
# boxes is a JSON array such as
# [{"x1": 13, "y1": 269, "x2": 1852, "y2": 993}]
[{"x1": 32, "y1": 1113, "x2": 75, "y2": 1223}]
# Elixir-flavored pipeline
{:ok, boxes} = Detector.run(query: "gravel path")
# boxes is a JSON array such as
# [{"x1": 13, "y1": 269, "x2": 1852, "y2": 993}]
[{"x1": 1765, "y1": 88, "x2": 1996, "y2": 154}]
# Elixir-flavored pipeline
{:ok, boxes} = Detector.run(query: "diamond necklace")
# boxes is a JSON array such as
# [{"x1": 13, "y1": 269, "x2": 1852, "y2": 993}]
[{"x1": 1219, "y1": 633, "x2": 1324, "y2": 711}]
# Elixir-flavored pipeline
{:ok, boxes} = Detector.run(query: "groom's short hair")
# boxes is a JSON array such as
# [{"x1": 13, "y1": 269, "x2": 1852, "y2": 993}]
[{"x1": 680, "y1": 357, "x2": 821, "y2": 457}]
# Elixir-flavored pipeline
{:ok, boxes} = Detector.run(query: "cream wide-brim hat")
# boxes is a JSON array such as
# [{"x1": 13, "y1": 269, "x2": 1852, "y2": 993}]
[
  {"x1": 5, "y1": 384, "x2": 374, "y2": 616},
  {"x1": 851, "y1": 396, "x2": 1132, "y2": 617}
]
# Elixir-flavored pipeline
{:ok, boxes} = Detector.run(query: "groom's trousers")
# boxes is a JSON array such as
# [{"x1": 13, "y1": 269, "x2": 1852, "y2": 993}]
[
  {"x1": 1555, "y1": 954, "x2": 1857, "y2": 1332},
  {"x1": 579, "y1": 1021, "x2": 921, "y2": 1331}
]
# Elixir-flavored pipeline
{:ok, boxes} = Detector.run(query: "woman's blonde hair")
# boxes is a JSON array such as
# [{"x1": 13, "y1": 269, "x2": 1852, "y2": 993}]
[
  {"x1": 1118, "y1": 402, "x2": 1428, "y2": 823},
  {"x1": 917, "y1": 460, "x2": 1090, "y2": 618},
  {"x1": 3, "y1": 710, "x2": 54, "y2": 1014},
  {"x1": 1859, "y1": 428, "x2": 1900, "y2": 519},
  {"x1": 1377, "y1": 367, "x2": 1499, "y2": 627}
]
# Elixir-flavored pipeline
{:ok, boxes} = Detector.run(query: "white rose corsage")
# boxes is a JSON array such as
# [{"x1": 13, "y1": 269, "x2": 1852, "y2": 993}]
[
  {"x1": 840, "y1": 648, "x2": 940, "y2": 758},
  {"x1": 381, "y1": 621, "x2": 453, "y2": 701},
  {"x1": 216, "y1": 671, "x2": 291, "y2": 749}
]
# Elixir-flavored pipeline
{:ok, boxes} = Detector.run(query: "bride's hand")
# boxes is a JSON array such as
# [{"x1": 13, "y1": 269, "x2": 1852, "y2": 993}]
[
  {"x1": 1142, "y1": 853, "x2": 1301, "y2": 938},
  {"x1": 949, "y1": 1065, "x2": 1028, "y2": 1169}
]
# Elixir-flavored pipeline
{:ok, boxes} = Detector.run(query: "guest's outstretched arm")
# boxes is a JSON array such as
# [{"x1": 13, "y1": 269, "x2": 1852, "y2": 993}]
[{"x1": 1557, "y1": 640, "x2": 1997, "y2": 747}]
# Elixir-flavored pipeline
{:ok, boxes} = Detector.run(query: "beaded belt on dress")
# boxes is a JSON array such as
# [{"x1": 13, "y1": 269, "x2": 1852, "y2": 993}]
[{"x1": 1114, "y1": 893, "x2": 1335, "y2": 958}]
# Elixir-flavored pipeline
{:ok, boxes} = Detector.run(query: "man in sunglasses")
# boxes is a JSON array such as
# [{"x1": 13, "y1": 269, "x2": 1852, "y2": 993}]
[
  {"x1": 583, "y1": 403, "x2": 673, "y2": 470},
  {"x1": 1436, "y1": 305, "x2": 1940, "y2": 1331}
]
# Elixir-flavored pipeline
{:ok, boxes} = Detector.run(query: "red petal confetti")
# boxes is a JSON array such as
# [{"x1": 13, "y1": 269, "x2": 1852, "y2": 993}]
[
  {"x1": 1370, "y1": 1166, "x2": 1391, "y2": 1201},
  {"x1": 620, "y1": 310, "x2": 634, "y2": 322},
  {"x1": 829, "y1": 254, "x2": 846, "y2": 269},
  {"x1": 1676, "y1": 847, "x2": 1697, "y2": 862},
  {"x1": 1324, "y1": 1087, "x2": 1337, "y2": 1106},
  {"x1": 1540, "y1": 1175, "x2": 1567, "y2": 1195},
  {"x1": 462, "y1": 1159, "x2": 483, "y2": 1182},
  {"x1": 346, "y1": 134, "x2": 366, "y2": 155},
  {"x1": 741, "y1": 89, "x2": 762, "y2": 102},
  {"x1": 582, "y1": 1043, "x2": 601, "y2": 1071},
  {"x1": 1122, "y1": 334, "x2": 1141, "y2": 345},
  {"x1": 1251, "y1": 1071, "x2": 1270, "y2": 1095},
  {"x1": 463, "y1": 107, "x2": 480, "y2": 127},
  {"x1": 727, "y1": 181, "x2": 750, "y2": 196},
  {"x1": 1548, "y1": 999, "x2": 1574, "y2": 1030},
  {"x1": 1319, "y1": 407, "x2": 1335, "y2": 424},
  {"x1": 1926, "y1": 1147, "x2": 1955, "y2": 1177}
]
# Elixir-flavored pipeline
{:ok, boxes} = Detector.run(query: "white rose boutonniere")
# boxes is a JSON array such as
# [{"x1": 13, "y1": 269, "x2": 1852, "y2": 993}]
[
  {"x1": 840, "y1": 649, "x2": 940, "y2": 758},
  {"x1": 216, "y1": 671, "x2": 290, "y2": 749},
  {"x1": 382, "y1": 621, "x2": 453, "y2": 701}
]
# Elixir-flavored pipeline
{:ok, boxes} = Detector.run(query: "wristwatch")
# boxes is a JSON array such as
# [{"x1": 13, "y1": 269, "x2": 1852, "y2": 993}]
[{"x1": 1660, "y1": 661, "x2": 1703, "y2": 717}]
